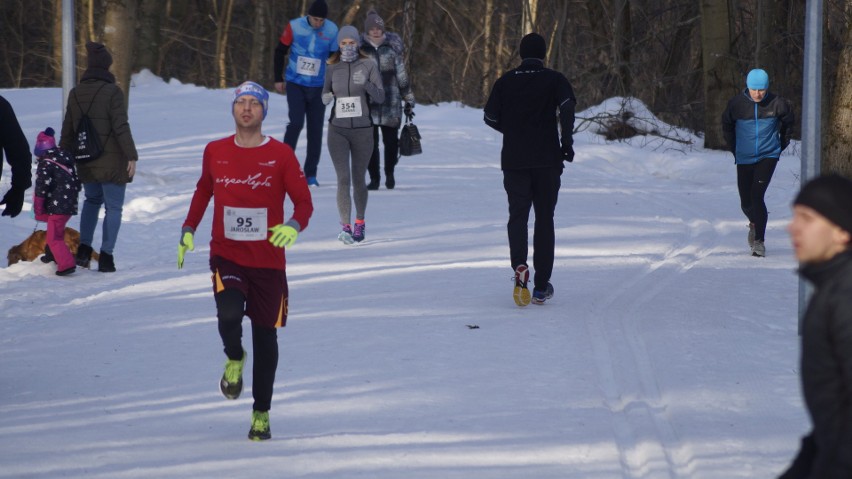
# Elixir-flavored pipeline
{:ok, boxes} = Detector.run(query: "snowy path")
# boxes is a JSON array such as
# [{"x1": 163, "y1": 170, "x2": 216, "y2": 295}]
[{"x1": 0, "y1": 82, "x2": 808, "y2": 478}]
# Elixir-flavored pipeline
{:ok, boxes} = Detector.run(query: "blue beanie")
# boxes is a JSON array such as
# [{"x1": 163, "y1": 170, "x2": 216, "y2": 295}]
[
  {"x1": 233, "y1": 81, "x2": 269, "y2": 119},
  {"x1": 746, "y1": 69, "x2": 769, "y2": 90}
]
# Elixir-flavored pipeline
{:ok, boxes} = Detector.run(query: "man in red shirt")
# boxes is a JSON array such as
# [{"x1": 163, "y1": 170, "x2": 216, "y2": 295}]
[{"x1": 178, "y1": 81, "x2": 313, "y2": 441}]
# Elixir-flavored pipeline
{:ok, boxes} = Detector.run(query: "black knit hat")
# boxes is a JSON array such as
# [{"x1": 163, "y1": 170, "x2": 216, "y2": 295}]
[
  {"x1": 519, "y1": 33, "x2": 546, "y2": 60},
  {"x1": 308, "y1": 0, "x2": 328, "y2": 18},
  {"x1": 86, "y1": 41, "x2": 112, "y2": 70},
  {"x1": 794, "y1": 174, "x2": 852, "y2": 234}
]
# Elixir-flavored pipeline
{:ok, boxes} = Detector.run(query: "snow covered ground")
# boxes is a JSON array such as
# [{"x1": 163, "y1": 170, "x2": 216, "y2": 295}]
[{"x1": 1, "y1": 73, "x2": 807, "y2": 478}]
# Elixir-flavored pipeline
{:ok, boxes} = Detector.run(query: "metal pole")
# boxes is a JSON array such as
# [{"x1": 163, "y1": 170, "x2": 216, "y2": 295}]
[
  {"x1": 799, "y1": 0, "x2": 823, "y2": 332},
  {"x1": 62, "y1": 0, "x2": 76, "y2": 119}
]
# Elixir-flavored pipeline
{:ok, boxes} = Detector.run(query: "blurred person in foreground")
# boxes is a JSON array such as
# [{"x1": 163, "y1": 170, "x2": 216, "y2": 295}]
[
  {"x1": 779, "y1": 174, "x2": 852, "y2": 479},
  {"x1": 0, "y1": 95, "x2": 32, "y2": 218},
  {"x1": 178, "y1": 81, "x2": 313, "y2": 441}
]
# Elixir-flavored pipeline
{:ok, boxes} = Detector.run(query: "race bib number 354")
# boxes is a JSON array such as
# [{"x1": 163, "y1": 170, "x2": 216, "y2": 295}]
[
  {"x1": 224, "y1": 206, "x2": 267, "y2": 241},
  {"x1": 335, "y1": 96, "x2": 362, "y2": 118}
]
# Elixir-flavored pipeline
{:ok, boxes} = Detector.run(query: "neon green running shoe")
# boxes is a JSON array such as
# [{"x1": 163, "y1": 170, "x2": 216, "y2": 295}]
[
  {"x1": 219, "y1": 351, "x2": 246, "y2": 400},
  {"x1": 248, "y1": 410, "x2": 271, "y2": 441}
]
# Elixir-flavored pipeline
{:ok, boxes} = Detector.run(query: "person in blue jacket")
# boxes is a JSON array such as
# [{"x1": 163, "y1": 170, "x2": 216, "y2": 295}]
[
  {"x1": 722, "y1": 68, "x2": 795, "y2": 257},
  {"x1": 273, "y1": 0, "x2": 339, "y2": 187}
]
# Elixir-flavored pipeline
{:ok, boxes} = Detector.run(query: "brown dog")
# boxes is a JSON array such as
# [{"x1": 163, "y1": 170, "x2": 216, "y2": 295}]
[{"x1": 6, "y1": 227, "x2": 99, "y2": 266}]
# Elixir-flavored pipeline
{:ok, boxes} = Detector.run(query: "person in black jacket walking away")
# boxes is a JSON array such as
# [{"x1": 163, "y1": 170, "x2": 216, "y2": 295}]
[
  {"x1": 721, "y1": 69, "x2": 794, "y2": 258},
  {"x1": 484, "y1": 32, "x2": 576, "y2": 307},
  {"x1": 779, "y1": 174, "x2": 852, "y2": 479},
  {"x1": 0, "y1": 95, "x2": 32, "y2": 218}
]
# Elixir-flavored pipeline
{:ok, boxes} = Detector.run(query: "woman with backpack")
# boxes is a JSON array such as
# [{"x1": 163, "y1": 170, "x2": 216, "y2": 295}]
[{"x1": 59, "y1": 41, "x2": 139, "y2": 272}]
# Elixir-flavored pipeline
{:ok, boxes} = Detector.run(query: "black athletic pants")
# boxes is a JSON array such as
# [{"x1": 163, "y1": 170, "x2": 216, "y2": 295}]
[
  {"x1": 736, "y1": 157, "x2": 778, "y2": 242},
  {"x1": 368, "y1": 125, "x2": 400, "y2": 181},
  {"x1": 216, "y1": 289, "x2": 279, "y2": 412},
  {"x1": 503, "y1": 166, "x2": 562, "y2": 291}
]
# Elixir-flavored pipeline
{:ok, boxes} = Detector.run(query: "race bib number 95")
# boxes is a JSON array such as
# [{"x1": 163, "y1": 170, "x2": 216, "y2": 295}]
[{"x1": 224, "y1": 206, "x2": 267, "y2": 241}]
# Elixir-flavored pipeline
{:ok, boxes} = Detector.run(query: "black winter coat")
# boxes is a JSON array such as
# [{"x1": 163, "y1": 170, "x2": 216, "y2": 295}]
[
  {"x1": 483, "y1": 59, "x2": 576, "y2": 170},
  {"x1": 0, "y1": 95, "x2": 32, "y2": 192},
  {"x1": 780, "y1": 251, "x2": 852, "y2": 479},
  {"x1": 35, "y1": 148, "x2": 80, "y2": 216}
]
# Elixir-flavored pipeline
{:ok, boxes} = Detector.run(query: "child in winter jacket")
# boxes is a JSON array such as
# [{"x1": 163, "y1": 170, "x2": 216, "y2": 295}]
[{"x1": 33, "y1": 127, "x2": 81, "y2": 276}]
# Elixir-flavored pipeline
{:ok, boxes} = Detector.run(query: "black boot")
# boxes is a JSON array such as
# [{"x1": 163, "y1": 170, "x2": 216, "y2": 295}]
[
  {"x1": 41, "y1": 244, "x2": 55, "y2": 263},
  {"x1": 367, "y1": 177, "x2": 380, "y2": 190},
  {"x1": 98, "y1": 251, "x2": 116, "y2": 272},
  {"x1": 385, "y1": 171, "x2": 395, "y2": 190},
  {"x1": 75, "y1": 243, "x2": 93, "y2": 268}
]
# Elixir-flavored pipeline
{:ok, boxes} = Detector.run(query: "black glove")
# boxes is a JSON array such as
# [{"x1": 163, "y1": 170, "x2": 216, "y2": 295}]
[
  {"x1": 561, "y1": 144, "x2": 574, "y2": 163},
  {"x1": 0, "y1": 187, "x2": 25, "y2": 217},
  {"x1": 404, "y1": 102, "x2": 414, "y2": 119}
]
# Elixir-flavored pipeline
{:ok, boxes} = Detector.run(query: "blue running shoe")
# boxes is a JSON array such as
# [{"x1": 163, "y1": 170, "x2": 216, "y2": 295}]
[
  {"x1": 307, "y1": 176, "x2": 319, "y2": 187},
  {"x1": 338, "y1": 224, "x2": 354, "y2": 244},
  {"x1": 532, "y1": 283, "x2": 554, "y2": 305}
]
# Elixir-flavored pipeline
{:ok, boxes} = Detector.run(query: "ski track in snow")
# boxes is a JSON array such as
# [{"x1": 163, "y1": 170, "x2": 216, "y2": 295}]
[{"x1": 583, "y1": 182, "x2": 721, "y2": 479}]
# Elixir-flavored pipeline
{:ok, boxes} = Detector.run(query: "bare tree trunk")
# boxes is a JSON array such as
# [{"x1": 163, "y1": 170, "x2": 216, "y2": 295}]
[
  {"x1": 341, "y1": 0, "x2": 364, "y2": 26},
  {"x1": 137, "y1": 0, "x2": 163, "y2": 74},
  {"x1": 103, "y1": 0, "x2": 138, "y2": 105},
  {"x1": 611, "y1": 0, "x2": 632, "y2": 95},
  {"x1": 481, "y1": 0, "x2": 493, "y2": 103},
  {"x1": 522, "y1": 0, "x2": 537, "y2": 34},
  {"x1": 213, "y1": 0, "x2": 235, "y2": 89},
  {"x1": 248, "y1": 0, "x2": 270, "y2": 83},
  {"x1": 824, "y1": 6, "x2": 852, "y2": 177},
  {"x1": 52, "y1": 0, "x2": 63, "y2": 84},
  {"x1": 700, "y1": 0, "x2": 738, "y2": 149},
  {"x1": 402, "y1": 0, "x2": 416, "y2": 68}
]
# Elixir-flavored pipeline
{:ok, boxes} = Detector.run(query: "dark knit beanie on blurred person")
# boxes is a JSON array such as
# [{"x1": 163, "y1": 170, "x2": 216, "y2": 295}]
[
  {"x1": 365, "y1": 9, "x2": 384, "y2": 33},
  {"x1": 33, "y1": 127, "x2": 56, "y2": 157},
  {"x1": 794, "y1": 174, "x2": 852, "y2": 235},
  {"x1": 519, "y1": 33, "x2": 546, "y2": 60},
  {"x1": 308, "y1": 0, "x2": 328, "y2": 18},
  {"x1": 86, "y1": 41, "x2": 113, "y2": 70}
]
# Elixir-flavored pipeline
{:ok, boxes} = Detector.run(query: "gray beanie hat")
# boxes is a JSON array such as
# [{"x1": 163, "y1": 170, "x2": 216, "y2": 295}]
[
  {"x1": 338, "y1": 25, "x2": 360, "y2": 44},
  {"x1": 365, "y1": 9, "x2": 385, "y2": 33}
]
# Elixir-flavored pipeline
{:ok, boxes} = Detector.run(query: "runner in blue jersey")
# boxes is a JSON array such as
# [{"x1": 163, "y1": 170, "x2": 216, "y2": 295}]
[{"x1": 273, "y1": 0, "x2": 339, "y2": 188}]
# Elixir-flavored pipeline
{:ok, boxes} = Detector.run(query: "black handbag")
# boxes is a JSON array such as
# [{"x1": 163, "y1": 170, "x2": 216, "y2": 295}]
[{"x1": 399, "y1": 112, "x2": 422, "y2": 156}]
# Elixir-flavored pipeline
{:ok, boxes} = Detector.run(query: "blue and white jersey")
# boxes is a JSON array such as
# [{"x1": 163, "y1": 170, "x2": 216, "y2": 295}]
[{"x1": 280, "y1": 17, "x2": 339, "y2": 88}]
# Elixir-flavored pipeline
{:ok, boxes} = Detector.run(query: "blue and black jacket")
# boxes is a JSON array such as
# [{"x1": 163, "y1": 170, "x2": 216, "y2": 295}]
[{"x1": 721, "y1": 89, "x2": 794, "y2": 165}]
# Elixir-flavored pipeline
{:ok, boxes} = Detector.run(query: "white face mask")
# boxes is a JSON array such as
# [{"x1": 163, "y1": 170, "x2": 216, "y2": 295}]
[{"x1": 340, "y1": 44, "x2": 359, "y2": 62}]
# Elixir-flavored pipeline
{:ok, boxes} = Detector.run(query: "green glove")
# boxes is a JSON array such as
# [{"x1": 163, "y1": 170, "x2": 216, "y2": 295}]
[
  {"x1": 268, "y1": 224, "x2": 298, "y2": 248},
  {"x1": 177, "y1": 228, "x2": 195, "y2": 269}
]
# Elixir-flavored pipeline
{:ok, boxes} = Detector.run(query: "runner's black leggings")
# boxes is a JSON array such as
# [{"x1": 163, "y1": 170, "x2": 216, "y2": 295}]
[
  {"x1": 216, "y1": 289, "x2": 278, "y2": 412},
  {"x1": 736, "y1": 158, "x2": 778, "y2": 242}
]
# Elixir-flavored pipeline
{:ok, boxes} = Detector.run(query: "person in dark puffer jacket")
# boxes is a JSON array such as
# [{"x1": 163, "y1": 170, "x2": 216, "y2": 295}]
[
  {"x1": 780, "y1": 174, "x2": 852, "y2": 479},
  {"x1": 359, "y1": 9, "x2": 415, "y2": 190},
  {"x1": 59, "y1": 41, "x2": 138, "y2": 273},
  {"x1": 721, "y1": 68, "x2": 795, "y2": 258}
]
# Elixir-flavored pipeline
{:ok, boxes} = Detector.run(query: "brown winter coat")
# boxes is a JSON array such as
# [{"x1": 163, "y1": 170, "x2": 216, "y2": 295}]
[{"x1": 59, "y1": 77, "x2": 138, "y2": 184}]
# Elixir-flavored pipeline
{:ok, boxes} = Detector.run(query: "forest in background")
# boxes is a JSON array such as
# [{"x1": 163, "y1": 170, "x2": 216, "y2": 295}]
[{"x1": 2, "y1": 0, "x2": 852, "y2": 174}]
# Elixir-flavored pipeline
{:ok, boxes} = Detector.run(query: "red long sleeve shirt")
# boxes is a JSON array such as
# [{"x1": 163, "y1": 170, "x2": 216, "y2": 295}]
[{"x1": 183, "y1": 135, "x2": 313, "y2": 270}]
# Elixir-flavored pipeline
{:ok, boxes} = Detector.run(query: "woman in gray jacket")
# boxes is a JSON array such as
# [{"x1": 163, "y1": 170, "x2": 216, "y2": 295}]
[{"x1": 322, "y1": 25, "x2": 384, "y2": 244}]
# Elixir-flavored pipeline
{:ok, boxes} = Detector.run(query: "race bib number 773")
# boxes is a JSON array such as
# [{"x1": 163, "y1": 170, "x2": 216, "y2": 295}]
[{"x1": 224, "y1": 206, "x2": 267, "y2": 241}]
